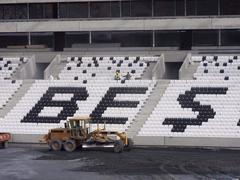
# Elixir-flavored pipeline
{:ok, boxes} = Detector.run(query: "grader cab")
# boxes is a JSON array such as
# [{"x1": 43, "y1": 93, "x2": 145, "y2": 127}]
[{"x1": 41, "y1": 116, "x2": 133, "y2": 153}]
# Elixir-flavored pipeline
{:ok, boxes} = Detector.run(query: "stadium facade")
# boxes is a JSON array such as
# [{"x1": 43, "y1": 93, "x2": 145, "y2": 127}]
[{"x1": 0, "y1": 0, "x2": 239, "y2": 51}]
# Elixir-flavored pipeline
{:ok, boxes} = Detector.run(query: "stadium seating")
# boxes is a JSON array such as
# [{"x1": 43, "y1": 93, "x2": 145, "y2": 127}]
[
  {"x1": 0, "y1": 80, "x2": 155, "y2": 134},
  {"x1": 1, "y1": 53, "x2": 240, "y2": 143},
  {"x1": 193, "y1": 55, "x2": 240, "y2": 80},
  {"x1": 0, "y1": 57, "x2": 28, "y2": 79},
  {"x1": 139, "y1": 79, "x2": 240, "y2": 137},
  {"x1": 0, "y1": 80, "x2": 22, "y2": 109},
  {"x1": 139, "y1": 54, "x2": 240, "y2": 138},
  {"x1": 59, "y1": 56, "x2": 157, "y2": 81}
]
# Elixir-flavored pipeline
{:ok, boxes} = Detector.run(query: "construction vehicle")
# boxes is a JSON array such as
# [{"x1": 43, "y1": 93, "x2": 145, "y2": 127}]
[
  {"x1": 41, "y1": 116, "x2": 133, "y2": 153},
  {"x1": 0, "y1": 133, "x2": 11, "y2": 148}
]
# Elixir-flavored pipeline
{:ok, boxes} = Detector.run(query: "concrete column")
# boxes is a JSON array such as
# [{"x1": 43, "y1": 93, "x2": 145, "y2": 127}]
[
  {"x1": 89, "y1": 31, "x2": 92, "y2": 44},
  {"x1": 218, "y1": 29, "x2": 221, "y2": 46},
  {"x1": 152, "y1": 30, "x2": 155, "y2": 47},
  {"x1": 28, "y1": 32, "x2": 31, "y2": 45}
]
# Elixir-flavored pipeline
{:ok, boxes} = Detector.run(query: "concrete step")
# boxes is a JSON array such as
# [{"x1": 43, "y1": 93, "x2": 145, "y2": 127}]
[
  {"x1": 0, "y1": 79, "x2": 34, "y2": 118},
  {"x1": 127, "y1": 80, "x2": 170, "y2": 138}
]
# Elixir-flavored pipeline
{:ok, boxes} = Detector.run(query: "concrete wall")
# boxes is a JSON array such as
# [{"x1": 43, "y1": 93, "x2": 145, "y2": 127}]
[
  {"x1": 0, "y1": 17, "x2": 240, "y2": 32},
  {"x1": 141, "y1": 62, "x2": 156, "y2": 80},
  {"x1": 12, "y1": 55, "x2": 37, "y2": 79},
  {"x1": 11, "y1": 134, "x2": 43, "y2": 144},
  {"x1": 22, "y1": 50, "x2": 188, "y2": 63},
  {"x1": 44, "y1": 54, "x2": 61, "y2": 79},
  {"x1": 134, "y1": 136, "x2": 240, "y2": 149},
  {"x1": 152, "y1": 55, "x2": 165, "y2": 79},
  {"x1": 0, "y1": 51, "x2": 55, "y2": 63},
  {"x1": 0, "y1": 49, "x2": 238, "y2": 65},
  {"x1": 11, "y1": 133, "x2": 240, "y2": 149}
]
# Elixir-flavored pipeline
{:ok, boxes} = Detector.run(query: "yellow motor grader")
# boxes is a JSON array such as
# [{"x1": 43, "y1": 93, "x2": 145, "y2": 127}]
[{"x1": 41, "y1": 116, "x2": 133, "y2": 153}]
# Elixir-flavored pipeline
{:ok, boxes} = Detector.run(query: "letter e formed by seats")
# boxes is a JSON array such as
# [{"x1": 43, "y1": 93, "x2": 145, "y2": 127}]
[{"x1": 90, "y1": 87, "x2": 148, "y2": 124}]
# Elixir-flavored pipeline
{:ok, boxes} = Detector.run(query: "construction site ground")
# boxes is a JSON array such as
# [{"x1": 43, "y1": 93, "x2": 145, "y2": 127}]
[{"x1": 0, "y1": 144, "x2": 240, "y2": 180}]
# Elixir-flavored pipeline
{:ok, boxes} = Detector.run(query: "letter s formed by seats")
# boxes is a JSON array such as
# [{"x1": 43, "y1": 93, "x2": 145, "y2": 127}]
[
  {"x1": 21, "y1": 87, "x2": 89, "y2": 124},
  {"x1": 163, "y1": 87, "x2": 228, "y2": 132}
]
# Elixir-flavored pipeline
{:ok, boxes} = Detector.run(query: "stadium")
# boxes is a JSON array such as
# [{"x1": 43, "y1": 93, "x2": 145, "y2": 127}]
[{"x1": 0, "y1": 0, "x2": 240, "y2": 179}]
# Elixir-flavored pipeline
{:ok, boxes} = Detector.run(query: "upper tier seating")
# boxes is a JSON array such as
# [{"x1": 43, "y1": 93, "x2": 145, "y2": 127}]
[
  {"x1": 192, "y1": 55, "x2": 240, "y2": 80},
  {"x1": 0, "y1": 57, "x2": 28, "y2": 79},
  {"x1": 0, "y1": 80, "x2": 155, "y2": 134},
  {"x1": 0, "y1": 80, "x2": 22, "y2": 109},
  {"x1": 139, "y1": 79, "x2": 240, "y2": 138},
  {"x1": 59, "y1": 56, "x2": 158, "y2": 81}
]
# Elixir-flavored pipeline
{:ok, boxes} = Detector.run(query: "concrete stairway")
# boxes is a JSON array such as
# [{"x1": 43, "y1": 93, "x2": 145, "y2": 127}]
[
  {"x1": 127, "y1": 80, "x2": 170, "y2": 138},
  {"x1": 0, "y1": 79, "x2": 34, "y2": 118}
]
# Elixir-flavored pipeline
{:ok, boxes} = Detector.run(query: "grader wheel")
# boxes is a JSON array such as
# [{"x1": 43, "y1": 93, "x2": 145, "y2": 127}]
[
  {"x1": 3, "y1": 141, "x2": 8, "y2": 148},
  {"x1": 0, "y1": 141, "x2": 8, "y2": 149},
  {"x1": 114, "y1": 140, "x2": 124, "y2": 153},
  {"x1": 63, "y1": 140, "x2": 77, "y2": 152},
  {"x1": 50, "y1": 139, "x2": 62, "y2": 151},
  {"x1": 125, "y1": 138, "x2": 134, "y2": 151}
]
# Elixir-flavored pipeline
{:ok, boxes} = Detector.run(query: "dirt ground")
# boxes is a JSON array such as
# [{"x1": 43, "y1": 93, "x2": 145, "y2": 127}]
[{"x1": 0, "y1": 144, "x2": 240, "y2": 180}]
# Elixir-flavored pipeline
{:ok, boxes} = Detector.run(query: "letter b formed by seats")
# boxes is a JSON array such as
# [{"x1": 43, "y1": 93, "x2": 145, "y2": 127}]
[{"x1": 21, "y1": 87, "x2": 89, "y2": 124}]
